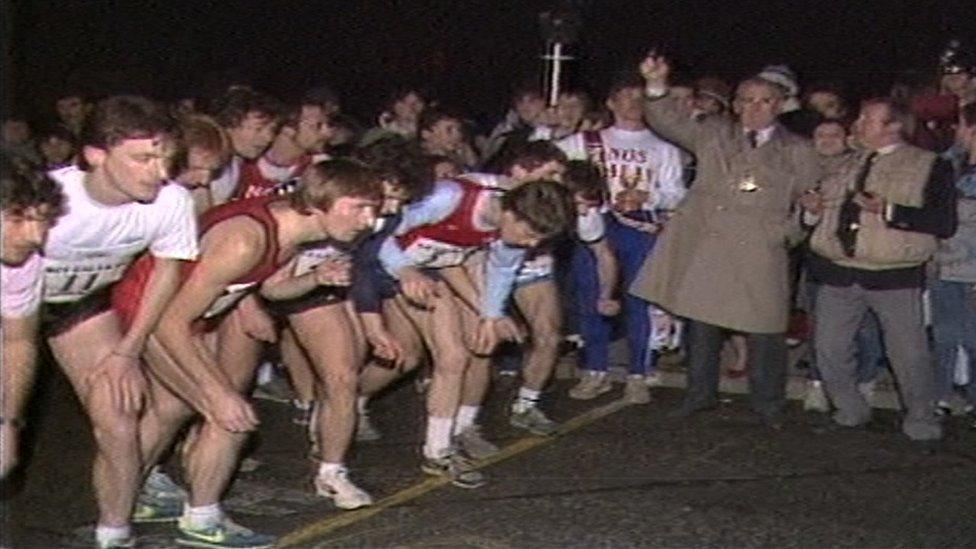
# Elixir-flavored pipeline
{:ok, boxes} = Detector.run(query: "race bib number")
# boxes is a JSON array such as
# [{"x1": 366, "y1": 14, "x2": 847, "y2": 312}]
[
  {"x1": 516, "y1": 254, "x2": 554, "y2": 283},
  {"x1": 293, "y1": 246, "x2": 351, "y2": 277},
  {"x1": 404, "y1": 237, "x2": 473, "y2": 269},
  {"x1": 203, "y1": 282, "x2": 256, "y2": 319},
  {"x1": 44, "y1": 254, "x2": 138, "y2": 303}
]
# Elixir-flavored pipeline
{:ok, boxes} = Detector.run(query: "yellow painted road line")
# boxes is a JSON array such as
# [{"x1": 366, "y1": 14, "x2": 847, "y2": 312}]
[{"x1": 278, "y1": 398, "x2": 632, "y2": 548}]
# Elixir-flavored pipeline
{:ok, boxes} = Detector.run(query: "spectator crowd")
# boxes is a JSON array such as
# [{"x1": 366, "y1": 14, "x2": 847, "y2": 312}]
[{"x1": 1, "y1": 36, "x2": 975, "y2": 549}]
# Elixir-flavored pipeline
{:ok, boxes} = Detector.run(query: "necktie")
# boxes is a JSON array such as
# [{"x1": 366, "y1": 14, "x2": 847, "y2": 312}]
[
  {"x1": 836, "y1": 151, "x2": 878, "y2": 257},
  {"x1": 746, "y1": 130, "x2": 758, "y2": 149}
]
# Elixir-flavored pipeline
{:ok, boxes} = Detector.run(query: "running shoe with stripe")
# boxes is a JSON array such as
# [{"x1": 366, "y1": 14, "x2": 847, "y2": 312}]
[
  {"x1": 313, "y1": 467, "x2": 374, "y2": 510},
  {"x1": 132, "y1": 493, "x2": 183, "y2": 523},
  {"x1": 133, "y1": 468, "x2": 185, "y2": 523},
  {"x1": 420, "y1": 450, "x2": 486, "y2": 489},
  {"x1": 176, "y1": 515, "x2": 275, "y2": 549}
]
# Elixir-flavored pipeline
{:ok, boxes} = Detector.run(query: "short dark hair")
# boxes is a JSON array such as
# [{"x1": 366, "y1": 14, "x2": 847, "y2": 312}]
[
  {"x1": 562, "y1": 160, "x2": 607, "y2": 204},
  {"x1": 210, "y1": 87, "x2": 282, "y2": 129},
  {"x1": 384, "y1": 86, "x2": 426, "y2": 112},
  {"x1": 1, "y1": 154, "x2": 64, "y2": 217},
  {"x1": 802, "y1": 82, "x2": 846, "y2": 104},
  {"x1": 278, "y1": 101, "x2": 327, "y2": 130},
  {"x1": 417, "y1": 107, "x2": 461, "y2": 136},
  {"x1": 80, "y1": 95, "x2": 175, "y2": 150},
  {"x1": 511, "y1": 81, "x2": 543, "y2": 104},
  {"x1": 559, "y1": 89, "x2": 593, "y2": 111},
  {"x1": 291, "y1": 158, "x2": 383, "y2": 213},
  {"x1": 500, "y1": 180, "x2": 574, "y2": 241},
  {"x1": 607, "y1": 71, "x2": 645, "y2": 99},
  {"x1": 303, "y1": 84, "x2": 340, "y2": 108},
  {"x1": 501, "y1": 140, "x2": 567, "y2": 174},
  {"x1": 354, "y1": 138, "x2": 434, "y2": 202},
  {"x1": 36, "y1": 123, "x2": 78, "y2": 147}
]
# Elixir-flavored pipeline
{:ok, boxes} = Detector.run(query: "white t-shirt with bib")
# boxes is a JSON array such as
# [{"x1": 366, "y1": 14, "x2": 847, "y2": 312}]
[
  {"x1": 42, "y1": 166, "x2": 199, "y2": 304},
  {"x1": 2, "y1": 254, "x2": 43, "y2": 318}
]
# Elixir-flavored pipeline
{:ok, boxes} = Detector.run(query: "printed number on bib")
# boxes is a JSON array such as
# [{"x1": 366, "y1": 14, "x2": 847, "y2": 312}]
[
  {"x1": 44, "y1": 257, "x2": 134, "y2": 303},
  {"x1": 293, "y1": 246, "x2": 350, "y2": 277},
  {"x1": 516, "y1": 254, "x2": 554, "y2": 283},
  {"x1": 404, "y1": 237, "x2": 473, "y2": 268}
]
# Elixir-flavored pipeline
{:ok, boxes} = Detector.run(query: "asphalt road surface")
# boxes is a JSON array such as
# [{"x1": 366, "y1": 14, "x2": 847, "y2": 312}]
[{"x1": 3, "y1": 353, "x2": 976, "y2": 548}]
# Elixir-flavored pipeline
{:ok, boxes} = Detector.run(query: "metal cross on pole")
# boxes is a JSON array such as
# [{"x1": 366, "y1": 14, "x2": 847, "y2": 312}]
[{"x1": 539, "y1": 6, "x2": 582, "y2": 107}]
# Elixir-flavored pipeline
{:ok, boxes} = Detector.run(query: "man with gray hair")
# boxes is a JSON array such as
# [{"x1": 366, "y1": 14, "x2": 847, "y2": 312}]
[{"x1": 630, "y1": 53, "x2": 821, "y2": 428}]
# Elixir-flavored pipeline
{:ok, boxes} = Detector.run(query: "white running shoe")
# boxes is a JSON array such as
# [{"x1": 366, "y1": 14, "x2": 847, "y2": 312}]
[
  {"x1": 803, "y1": 380, "x2": 830, "y2": 413},
  {"x1": 314, "y1": 467, "x2": 374, "y2": 510}
]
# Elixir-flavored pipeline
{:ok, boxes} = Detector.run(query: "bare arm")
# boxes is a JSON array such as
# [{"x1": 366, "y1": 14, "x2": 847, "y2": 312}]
[
  {"x1": 260, "y1": 258, "x2": 318, "y2": 301},
  {"x1": 1, "y1": 314, "x2": 38, "y2": 477},
  {"x1": 639, "y1": 54, "x2": 707, "y2": 152},
  {"x1": 154, "y1": 218, "x2": 265, "y2": 430},
  {"x1": 442, "y1": 259, "x2": 524, "y2": 353},
  {"x1": 1, "y1": 314, "x2": 39, "y2": 423},
  {"x1": 116, "y1": 257, "x2": 183, "y2": 358},
  {"x1": 589, "y1": 239, "x2": 620, "y2": 308},
  {"x1": 260, "y1": 257, "x2": 351, "y2": 301},
  {"x1": 85, "y1": 256, "x2": 185, "y2": 414}
]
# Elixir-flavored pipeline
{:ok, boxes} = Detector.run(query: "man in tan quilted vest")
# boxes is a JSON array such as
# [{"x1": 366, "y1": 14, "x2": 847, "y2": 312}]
[{"x1": 803, "y1": 97, "x2": 957, "y2": 441}]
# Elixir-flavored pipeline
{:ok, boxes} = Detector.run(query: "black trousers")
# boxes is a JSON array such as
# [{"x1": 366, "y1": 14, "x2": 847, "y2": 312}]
[{"x1": 683, "y1": 319, "x2": 788, "y2": 418}]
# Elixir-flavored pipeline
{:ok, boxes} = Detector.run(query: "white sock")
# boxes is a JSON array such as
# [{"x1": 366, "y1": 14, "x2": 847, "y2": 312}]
[
  {"x1": 452, "y1": 405, "x2": 480, "y2": 436},
  {"x1": 95, "y1": 525, "x2": 131, "y2": 546},
  {"x1": 513, "y1": 387, "x2": 541, "y2": 413},
  {"x1": 423, "y1": 416, "x2": 454, "y2": 459},
  {"x1": 317, "y1": 461, "x2": 345, "y2": 478},
  {"x1": 183, "y1": 503, "x2": 222, "y2": 529},
  {"x1": 256, "y1": 362, "x2": 274, "y2": 385},
  {"x1": 356, "y1": 396, "x2": 369, "y2": 415}
]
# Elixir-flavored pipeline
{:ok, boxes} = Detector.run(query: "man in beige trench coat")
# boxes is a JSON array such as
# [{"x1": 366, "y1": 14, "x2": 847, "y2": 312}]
[{"x1": 630, "y1": 54, "x2": 821, "y2": 426}]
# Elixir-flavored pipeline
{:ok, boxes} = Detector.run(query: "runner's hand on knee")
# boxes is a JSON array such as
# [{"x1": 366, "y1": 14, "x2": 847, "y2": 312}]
[
  {"x1": 398, "y1": 267, "x2": 439, "y2": 308},
  {"x1": 206, "y1": 390, "x2": 258, "y2": 433},
  {"x1": 367, "y1": 328, "x2": 404, "y2": 367},
  {"x1": 88, "y1": 351, "x2": 146, "y2": 414},
  {"x1": 472, "y1": 317, "x2": 520, "y2": 355},
  {"x1": 493, "y1": 316, "x2": 524, "y2": 344}
]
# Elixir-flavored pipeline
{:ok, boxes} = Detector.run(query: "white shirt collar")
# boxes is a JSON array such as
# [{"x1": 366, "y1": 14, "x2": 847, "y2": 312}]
[
  {"x1": 874, "y1": 143, "x2": 902, "y2": 155},
  {"x1": 745, "y1": 125, "x2": 776, "y2": 147}
]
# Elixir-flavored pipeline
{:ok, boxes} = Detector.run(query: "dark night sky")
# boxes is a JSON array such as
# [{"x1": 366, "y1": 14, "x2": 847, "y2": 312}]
[{"x1": 6, "y1": 0, "x2": 976, "y2": 126}]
